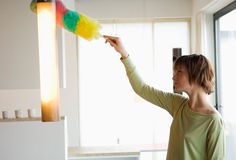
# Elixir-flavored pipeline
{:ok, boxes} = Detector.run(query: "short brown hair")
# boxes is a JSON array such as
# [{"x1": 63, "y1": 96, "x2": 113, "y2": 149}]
[{"x1": 174, "y1": 54, "x2": 214, "y2": 94}]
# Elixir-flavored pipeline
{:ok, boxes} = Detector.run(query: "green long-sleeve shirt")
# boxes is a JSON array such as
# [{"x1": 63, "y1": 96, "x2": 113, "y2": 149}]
[{"x1": 121, "y1": 56, "x2": 225, "y2": 160}]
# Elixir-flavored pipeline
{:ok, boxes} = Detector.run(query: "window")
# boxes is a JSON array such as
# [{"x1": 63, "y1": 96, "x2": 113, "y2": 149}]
[
  {"x1": 78, "y1": 20, "x2": 190, "y2": 147},
  {"x1": 214, "y1": 1, "x2": 236, "y2": 159}
]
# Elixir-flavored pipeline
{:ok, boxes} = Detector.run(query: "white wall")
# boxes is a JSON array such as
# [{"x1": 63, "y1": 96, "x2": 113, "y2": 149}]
[
  {"x1": 76, "y1": 0, "x2": 192, "y2": 19},
  {"x1": 193, "y1": 0, "x2": 234, "y2": 13},
  {"x1": 0, "y1": 0, "x2": 39, "y2": 89}
]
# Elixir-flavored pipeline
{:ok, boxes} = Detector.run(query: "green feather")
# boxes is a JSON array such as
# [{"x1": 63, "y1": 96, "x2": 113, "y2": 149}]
[{"x1": 63, "y1": 10, "x2": 80, "y2": 33}]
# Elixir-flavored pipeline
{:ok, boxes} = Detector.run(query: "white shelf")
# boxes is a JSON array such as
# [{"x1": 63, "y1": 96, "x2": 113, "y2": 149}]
[{"x1": 0, "y1": 117, "x2": 67, "y2": 160}]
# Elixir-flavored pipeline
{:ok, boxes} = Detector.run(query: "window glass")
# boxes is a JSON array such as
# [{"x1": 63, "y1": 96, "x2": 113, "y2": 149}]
[
  {"x1": 78, "y1": 21, "x2": 190, "y2": 147},
  {"x1": 214, "y1": 2, "x2": 236, "y2": 159},
  {"x1": 217, "y1": 9, "x2": 236, "y2": 122}
]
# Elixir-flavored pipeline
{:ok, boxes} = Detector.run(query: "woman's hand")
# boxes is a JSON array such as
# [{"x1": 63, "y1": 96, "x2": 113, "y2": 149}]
[{"x1": 103, "y1": 35, "x2": 128, "y2": 59}]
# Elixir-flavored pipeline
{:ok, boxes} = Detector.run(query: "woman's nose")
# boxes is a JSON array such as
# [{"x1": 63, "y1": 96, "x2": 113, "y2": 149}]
[
  {"x1": 172, "y1": 76, "x2": 175, "y2": 82},
  {"x1": 172, "y1": 73, "x2": 176, "y2": 81}
]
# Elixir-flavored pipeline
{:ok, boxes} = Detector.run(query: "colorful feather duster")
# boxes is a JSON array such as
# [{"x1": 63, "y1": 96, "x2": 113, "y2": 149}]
[{"x1": 30, "y1": 0, "x2": 101, "y2": 40}]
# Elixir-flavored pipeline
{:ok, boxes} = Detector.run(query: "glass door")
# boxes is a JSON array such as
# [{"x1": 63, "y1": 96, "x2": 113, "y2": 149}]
[{"x1": 214, "y1": 1, "x2": 236, "y2": 159}]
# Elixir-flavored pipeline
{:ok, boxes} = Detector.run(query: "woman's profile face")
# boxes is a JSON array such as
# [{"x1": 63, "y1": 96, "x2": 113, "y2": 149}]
[{"x1": 173, "y1": 65, "x2": 190, "y2": 93}]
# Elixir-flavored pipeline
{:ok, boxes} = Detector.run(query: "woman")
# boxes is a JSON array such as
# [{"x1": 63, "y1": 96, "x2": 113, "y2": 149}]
[{"x1": 103, "y1": 35, "x2": 225, "y2": 160}]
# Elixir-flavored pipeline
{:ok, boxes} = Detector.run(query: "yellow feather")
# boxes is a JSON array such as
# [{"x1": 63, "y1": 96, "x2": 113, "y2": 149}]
[{"x1": 75, "y1": 14, "x2": 101, "y2": 40}]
